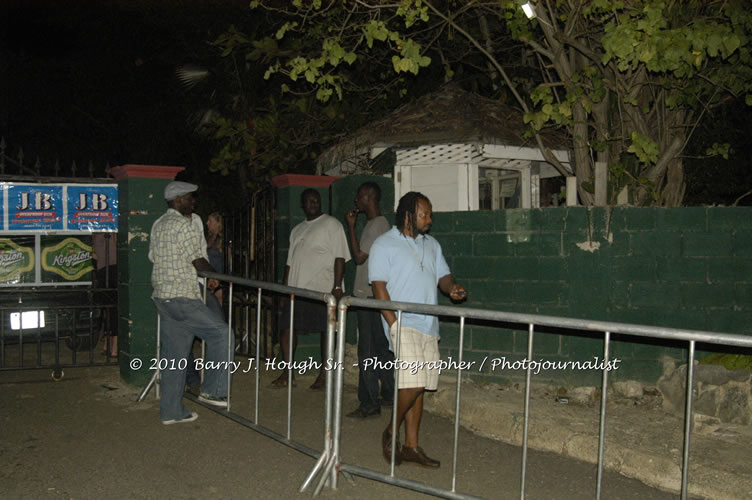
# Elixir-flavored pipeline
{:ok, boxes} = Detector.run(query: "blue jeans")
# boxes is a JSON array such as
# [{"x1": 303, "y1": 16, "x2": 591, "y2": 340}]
[
  {"x1": 153, "y1": 297, "x2": 231, "y2": 421},
  {"x1": 356, "y1": 307, "x2": 395, "y2": 412},
  {"x1": 185, "y1": 288, "x2": 224, "y2": 387}
]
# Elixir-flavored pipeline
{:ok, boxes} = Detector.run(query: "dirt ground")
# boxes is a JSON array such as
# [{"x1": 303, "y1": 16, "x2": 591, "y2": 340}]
[
  {"x1": 0, "y1": 355, "x2": 732, "y2": 500},
  {"x1": 422, "y1": 371, "x2": 752, "y2": 500}
]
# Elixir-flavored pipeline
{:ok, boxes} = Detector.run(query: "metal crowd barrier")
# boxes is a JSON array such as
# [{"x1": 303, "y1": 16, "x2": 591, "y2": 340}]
[
  {"x1": 0, "y1": 288, "x2": 118, "y2": 378},
  {"x1": 138, "y1": 271, "x2": 339, "y2": 487},
  {"x1": 300, "y1": 295, "x2": 752, "y2": 500},
  {"x1": 138, "y1": 271, "x2": 752, "y2": 499}
]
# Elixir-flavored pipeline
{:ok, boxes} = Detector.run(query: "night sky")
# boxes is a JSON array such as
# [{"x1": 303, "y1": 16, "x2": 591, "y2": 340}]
[
  {"x1": 2, "y1": 1, "x2": 750, "y2": 205},
  {"x1": 1, "y1": 1, "x2": 249, "y2": 181}
]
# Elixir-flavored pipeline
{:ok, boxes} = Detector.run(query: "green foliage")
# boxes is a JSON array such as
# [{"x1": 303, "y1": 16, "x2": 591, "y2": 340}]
[
  {"x1": 250, "y1": 0, "x2": 434, "y2": 102},
  {"x1": 203, "y1": 0, "x2": 752, "y2": 207},
  {"x1": 509, "y1": 0, "x2": 752, "y2": 205},
  {"x1": 627, "y1": 132, "x2": 659, "y2": 166},
  {"x1": 391, "y1": 39, "x2": 431, "y2": 75},
  {"x1": 705, "y1": 143, "x2": 732, "y2": 160}
]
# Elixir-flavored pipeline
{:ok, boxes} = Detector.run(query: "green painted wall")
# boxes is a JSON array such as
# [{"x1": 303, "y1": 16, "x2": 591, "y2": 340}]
[
  {"x1": 118, "y1": 176, "x2": 177, "y2": 386},
  {"x1": 431, "y1": 206, "x2": 752, "y2": 385},
  {"x1": 276, "y1": 179, "x2": 750, "y2": 385}
]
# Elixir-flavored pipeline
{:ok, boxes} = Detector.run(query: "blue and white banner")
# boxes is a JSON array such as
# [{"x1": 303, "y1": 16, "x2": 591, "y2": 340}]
[
  {"x1": 1, "y1": 183, "x2": 117, "y2": 233},
  {"x1": 6, "y1": 184, "x2": 64, "y2": 231},
  {"x1": 66, "y1": 185, "x2": 118, "y2": 232}
]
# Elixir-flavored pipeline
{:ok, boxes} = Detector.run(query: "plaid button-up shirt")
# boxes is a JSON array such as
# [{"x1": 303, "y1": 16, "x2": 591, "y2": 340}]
[{"x1": 149, "y1": 208, "x2": 203, "y2": 300}]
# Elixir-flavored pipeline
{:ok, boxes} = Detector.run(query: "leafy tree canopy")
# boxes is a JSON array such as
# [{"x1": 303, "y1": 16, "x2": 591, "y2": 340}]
[{"x1": 209, "y1": 0, "x2": 752, "y2": 206}]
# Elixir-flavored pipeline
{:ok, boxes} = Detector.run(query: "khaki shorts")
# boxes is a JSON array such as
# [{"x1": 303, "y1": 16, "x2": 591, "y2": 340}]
[{"x1": 390, "y1": 324, "x2": 440, "y2": 391}]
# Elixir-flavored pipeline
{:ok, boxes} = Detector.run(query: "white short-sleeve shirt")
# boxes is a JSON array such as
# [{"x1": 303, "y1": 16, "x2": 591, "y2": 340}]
[{"x1": 287, "y1": 214, "x2": 351, "y2": 293}]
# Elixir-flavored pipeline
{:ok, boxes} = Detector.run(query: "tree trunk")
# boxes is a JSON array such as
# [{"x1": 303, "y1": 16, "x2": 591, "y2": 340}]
[
  {"x1": 572, "y1": 101, "x2": 594, "y2": 206},
  {"x1": 660, "y1": 160, "x2": 686, "y2": 206}
]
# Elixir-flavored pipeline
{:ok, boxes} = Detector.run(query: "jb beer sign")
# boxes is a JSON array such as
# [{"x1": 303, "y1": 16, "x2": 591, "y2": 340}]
[{"x1": 1, "y1": 183, "x2": 118, "y2": 232}]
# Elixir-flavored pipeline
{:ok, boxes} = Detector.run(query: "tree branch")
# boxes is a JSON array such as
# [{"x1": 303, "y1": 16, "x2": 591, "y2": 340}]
[{"x1": 423, "y1": 0, "x2": 569, "y2": 176}]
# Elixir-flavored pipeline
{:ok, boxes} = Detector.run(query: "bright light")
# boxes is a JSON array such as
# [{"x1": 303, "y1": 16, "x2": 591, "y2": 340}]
[
  {"x1": 10, "y1": 311, "x2": 45, "y2": 330},
  {"x1": 521, "y1": 1, "x2": 536, "y2": 19}
]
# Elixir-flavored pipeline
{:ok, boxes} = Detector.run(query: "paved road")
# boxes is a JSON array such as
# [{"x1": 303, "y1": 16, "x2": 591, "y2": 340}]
[{"x1": 0, "y1": 365, "x2": 683, "y2": 499}]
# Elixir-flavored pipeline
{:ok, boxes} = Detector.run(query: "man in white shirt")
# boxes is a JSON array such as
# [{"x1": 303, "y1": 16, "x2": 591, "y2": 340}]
[{"x1": 273, "y1": 188, "x2": 351, "y2": 390}]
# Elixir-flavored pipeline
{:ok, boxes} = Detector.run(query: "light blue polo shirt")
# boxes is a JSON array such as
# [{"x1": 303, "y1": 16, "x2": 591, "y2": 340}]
[{"x1": 368, "y1": 226, "x2": 451, "y2": 348}]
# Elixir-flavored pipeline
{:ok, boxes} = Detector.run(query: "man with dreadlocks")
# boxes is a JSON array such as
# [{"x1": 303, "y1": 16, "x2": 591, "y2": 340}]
[{"x1": 368, "y1": 191, "x2": 467, "y2": 468}]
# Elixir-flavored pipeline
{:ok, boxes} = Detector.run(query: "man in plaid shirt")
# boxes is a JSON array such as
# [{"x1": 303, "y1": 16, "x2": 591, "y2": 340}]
[{"x1": 149, "y1": 181, "x2": 231, "y2": 425}]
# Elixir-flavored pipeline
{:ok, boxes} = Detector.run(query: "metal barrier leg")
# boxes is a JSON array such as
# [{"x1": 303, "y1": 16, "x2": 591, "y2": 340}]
[
  {"x1": 137, "y1": 370, "x2": 160, "y2": 402},
  {"x1": 287, "y1": 295, "x2": 295, "y2": 440},
  {"x1": 389, "y1": 312, "x2": 403, "y2": 476},
  {"x1": 595, "y1": 331, "x2": 611, "y2": 500},
  {"x1": 137, "y1": 314, "x2": 161, "y2": 401},
  {"x1": 520, "y1": 323, "x2": 535, "y2": 499},
  {"x1": 680, "y1": 340, "x2": 696, "y2": 500},
  {"x1": 330, "y1": 299, "x2": 348, "y2": 489},
  {"x1": 300, "y1": 452, "x2": 330, "y2": 494},
  {"x1": 451, "y1": 316, "x2": 466, "y2": 493},
  {"x1": 254, "y1": 288, "x2": 262, "y2": 425},
  {"x1": 300, "y1": 295, "x2": 340, "y2": 494},
  {"x1": 226, "y1": 282, "x2": 234, "y2": 412}
]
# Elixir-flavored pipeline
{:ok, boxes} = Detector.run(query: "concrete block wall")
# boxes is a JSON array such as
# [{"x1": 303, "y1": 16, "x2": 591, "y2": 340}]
[
  {"x1": 274, "y1": 176, "x2": 751, "y2": 385},
  {"x1": 431, "y1": 206, "x2": 752, "y2": 385}
]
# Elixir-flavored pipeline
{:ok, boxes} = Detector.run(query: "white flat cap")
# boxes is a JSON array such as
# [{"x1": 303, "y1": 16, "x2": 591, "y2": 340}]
[{"x1": 164, "y1": 181, "x2": 198, "y2": 201}]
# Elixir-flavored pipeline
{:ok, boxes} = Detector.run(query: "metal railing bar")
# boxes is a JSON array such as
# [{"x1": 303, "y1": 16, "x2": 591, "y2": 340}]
[
  {"x1": 36, "y1": 320, "x2": 43, "y2": 367},
  {"x1": 156, "y1": 314, "x2": 161, "y2": 399},
  {"x1": 309, "y1": 298, "x2": 348, "y2": 495},
  {"x1": 521, "y1": 323, "x2": 534, "y2": 500},
  {"x1": 595, "y1": 331, "x2": 611, "y2": 500},
  {"x1": 0, "y1": 361, "x2": 117, "y2": 372},
  {"x1": 227, "y1": 281, "x2": 234, "y2": 413},
  {"x1": 313, "y1": 452, "x2": 338, "y2": 497},
  {"x1": 287, "y1": 295, "x2": 295, "y2": 440},
  {"x1": 54, "y1": 312, "x2": 60, "y2": 371},
  {"x1": 200, "y1": 271, "x2": 329, "y2": 304},
  {"x1": 338, "y1": 463, "x2": 483, "y2": 500},
  {"x1": 324, "y1": 296, "x2": 338, "y2": 489},
  {"x1": 451, "y1": 316, "x2": 466, "y2": 493},
  {"x1": 188, "y1": 393, "x2": 320, "y2": 458},
  {"x1": 189, "y1": 277, "x2": 748, "y2": 500},
  {"x1": 341, "y1": 296, "x2": 752, "y2": 348},
  {"x1": 390, "y1": 311, "x2": 403, "y2": 476},
  {"x1": 300, "y1": 450, "x2": 330, "y2": 494},
  {"x1": 681, "y1": 340, "x2": 696, "y2": 500},
  {"x1": 255, "y1": 288, "x2": 262, "y2": 425},
  {"x1": 18, "y1": 310, "x2": 24, "y2": 367}
]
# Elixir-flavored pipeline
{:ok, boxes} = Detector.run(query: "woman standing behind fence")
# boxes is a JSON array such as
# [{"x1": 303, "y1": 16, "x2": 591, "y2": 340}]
[{"x1": 206, "y1": 211, "x2": 224, "y2": 305}]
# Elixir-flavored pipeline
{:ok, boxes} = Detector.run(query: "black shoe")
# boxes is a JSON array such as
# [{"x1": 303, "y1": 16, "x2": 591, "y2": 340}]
[
  {"x1": 346, "y1": 407, "x2": 381, "y2": 419},
  {"x1": 401, "y1": 446, "x2": 440, "y2": 468},
  {"x1": 380, "y1": 397, "x2": 394, "y2": 408},
  {"x1": 382, "y1": 428, "x2": 402, "y2": 465}
]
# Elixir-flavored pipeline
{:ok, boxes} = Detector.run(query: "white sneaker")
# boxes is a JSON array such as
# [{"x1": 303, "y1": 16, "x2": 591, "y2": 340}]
[
  {"x1": 162, "y1": 411, "x2": 199, "y2": 425},
  {"x1": 198, "y1": 393, "x2": 228, "y2": 408}
]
